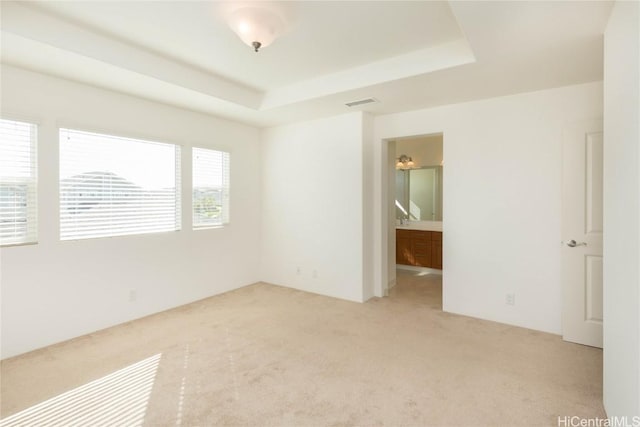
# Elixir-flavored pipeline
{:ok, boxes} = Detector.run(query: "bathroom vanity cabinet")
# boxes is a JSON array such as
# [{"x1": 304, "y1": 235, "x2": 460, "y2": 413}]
[{"x1": 396, "y1": 229, "x2": 442, "y2": 269}]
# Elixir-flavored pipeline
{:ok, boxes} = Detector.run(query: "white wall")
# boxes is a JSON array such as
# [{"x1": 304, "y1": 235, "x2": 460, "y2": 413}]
[
  {"x1": 260, "y1": 113, "x2": 366, "y2": 302},
  {"x1": 603, "y1": 0, "x2": 640, "y2": 417},
  {"x1": 374, "y1": 81, "x2": 603, "y2": 334},
  {"x1": 0, "y1": 65, "x2": 262, "y2": 359}
]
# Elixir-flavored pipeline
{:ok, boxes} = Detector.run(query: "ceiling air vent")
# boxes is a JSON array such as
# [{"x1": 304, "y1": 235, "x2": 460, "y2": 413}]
[{"x1": 345, "y1": 98, "x2": 378, "y2": 108}]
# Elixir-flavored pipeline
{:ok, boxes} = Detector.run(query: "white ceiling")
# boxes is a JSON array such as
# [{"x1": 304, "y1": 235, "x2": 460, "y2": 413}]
[{"x1": 0, "y1": 1, "x2": 613, "y2": 127}]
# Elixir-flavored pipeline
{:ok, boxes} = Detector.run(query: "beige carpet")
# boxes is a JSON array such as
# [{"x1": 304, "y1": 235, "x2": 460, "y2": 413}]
[{"x1": 1, "y1": 270, "x2": 604, "y2": 426}]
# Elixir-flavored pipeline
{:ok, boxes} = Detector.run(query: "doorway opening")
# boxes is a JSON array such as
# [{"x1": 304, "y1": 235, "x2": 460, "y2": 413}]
[{"x1": 384, "y1": 133, "x2": 444, "y2": 306}]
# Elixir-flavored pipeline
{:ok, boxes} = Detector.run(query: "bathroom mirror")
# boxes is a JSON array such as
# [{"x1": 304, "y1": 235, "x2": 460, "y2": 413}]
[{"x1": 396, "y1": 166, "x2": 443, "y2": 221}]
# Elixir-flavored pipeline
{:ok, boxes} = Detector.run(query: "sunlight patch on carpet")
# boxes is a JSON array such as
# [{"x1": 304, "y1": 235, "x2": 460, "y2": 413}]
[{"x1": 0, "y1": 353, "x2": 161, "y2": 427}]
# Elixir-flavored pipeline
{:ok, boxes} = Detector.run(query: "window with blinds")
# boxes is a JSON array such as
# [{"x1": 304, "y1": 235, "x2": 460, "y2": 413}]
[
  {"x1": 60, "y1": 129, "x2": 181, "y2": 240},
  {"x1": 0, "y1": 119, "x2": 38, "y2": 246},
  {"x1": 192, "y1": 147, "x2": 230, "y2": 229}
]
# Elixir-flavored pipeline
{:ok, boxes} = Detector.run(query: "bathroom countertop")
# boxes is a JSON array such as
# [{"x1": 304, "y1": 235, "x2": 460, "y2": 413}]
[{"x1": 396, "y1": 221, "x2": 443, "y2": 232}]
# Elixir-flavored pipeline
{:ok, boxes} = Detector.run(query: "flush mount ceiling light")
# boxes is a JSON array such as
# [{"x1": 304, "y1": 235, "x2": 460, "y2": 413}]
[
  {"x1": 396, "y1": 154, "x2": 415, "y2": 170},
  {"x1": 226, "y1": 4, "x2": 288, "y2": 52}
]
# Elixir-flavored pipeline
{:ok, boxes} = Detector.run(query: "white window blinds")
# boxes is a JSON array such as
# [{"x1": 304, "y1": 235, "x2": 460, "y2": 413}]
[
  {"x1": 192, "y1": 147, "x2": 230, "y2": 229},
  {"x1": 60, "y1": 129, "x2": 181, "y2": 240},
  {"x1": 0, "y1": 119, "x2": 37, "y2": 246}
]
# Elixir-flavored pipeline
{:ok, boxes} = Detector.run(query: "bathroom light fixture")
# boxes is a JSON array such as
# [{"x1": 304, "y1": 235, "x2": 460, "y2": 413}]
[
  {"x1": 396, "y1": 154, "x2": 415, "y2": 170},
  {"x1": 227, "y1": 4, "x2": 287, "y2": 52}
]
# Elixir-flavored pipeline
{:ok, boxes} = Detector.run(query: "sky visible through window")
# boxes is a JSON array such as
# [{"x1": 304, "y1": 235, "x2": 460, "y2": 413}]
[{"x1": 193, "y1": 147, "x2": 226, "y2": 188}]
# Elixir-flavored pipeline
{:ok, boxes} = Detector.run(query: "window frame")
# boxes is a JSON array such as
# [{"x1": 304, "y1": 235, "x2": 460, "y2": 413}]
[
  {"x1": 192, "y1": 146, "x2": 230, "y2": 230},
  {"x1": 58, "y1": 127, "x2": 183, "y2": 241}
]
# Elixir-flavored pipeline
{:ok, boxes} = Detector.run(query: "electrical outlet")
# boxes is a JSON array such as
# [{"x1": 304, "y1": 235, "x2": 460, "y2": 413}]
[
  {"x1": 129, "y1": 289, "x2": 137, "y2": 302},
  {"x1": 506, "y1": 293, "x2": 515, "y2": 306},
  {"x1": 296, "y1": 266, "x2": 301, "y2": 275}
]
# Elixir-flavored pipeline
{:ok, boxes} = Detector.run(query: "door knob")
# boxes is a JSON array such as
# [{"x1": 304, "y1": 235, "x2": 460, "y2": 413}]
[{"x1": 565, "y1": 239, "x2": 587, "y2": 247}]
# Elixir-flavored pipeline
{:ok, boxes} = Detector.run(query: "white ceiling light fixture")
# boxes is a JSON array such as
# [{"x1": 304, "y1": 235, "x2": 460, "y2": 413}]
[{"x1": 226, "y1": 3, "x2": 289, "y2": 52}]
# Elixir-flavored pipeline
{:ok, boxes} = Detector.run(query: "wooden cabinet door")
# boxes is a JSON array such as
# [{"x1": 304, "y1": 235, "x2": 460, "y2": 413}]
[
  {"x1": 431, "y1": 232, "x2": 442, "y2": 269},
  {"x1": 412, "y1": 231, "x2": 432, "y2": 267},
  {"x1": 396, "y1": 230, "x2": 442, "y2": 269},
  {"x1": 431, "y1": 241, "x2": 442, "y2": 269},
  {"x1": 396, "y1": 231, "x2": 412, "y2": 265}
]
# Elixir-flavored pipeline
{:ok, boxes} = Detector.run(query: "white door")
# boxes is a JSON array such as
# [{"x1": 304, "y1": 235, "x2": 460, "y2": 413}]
[{"x1": 562, "y1": 120, "x2": 603, "y2": 348}]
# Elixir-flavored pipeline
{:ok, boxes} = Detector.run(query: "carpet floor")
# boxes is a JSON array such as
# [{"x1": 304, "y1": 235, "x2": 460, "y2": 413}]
[{"x1": 1, "y1": 270, "x2": 605, "y2": 426}]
